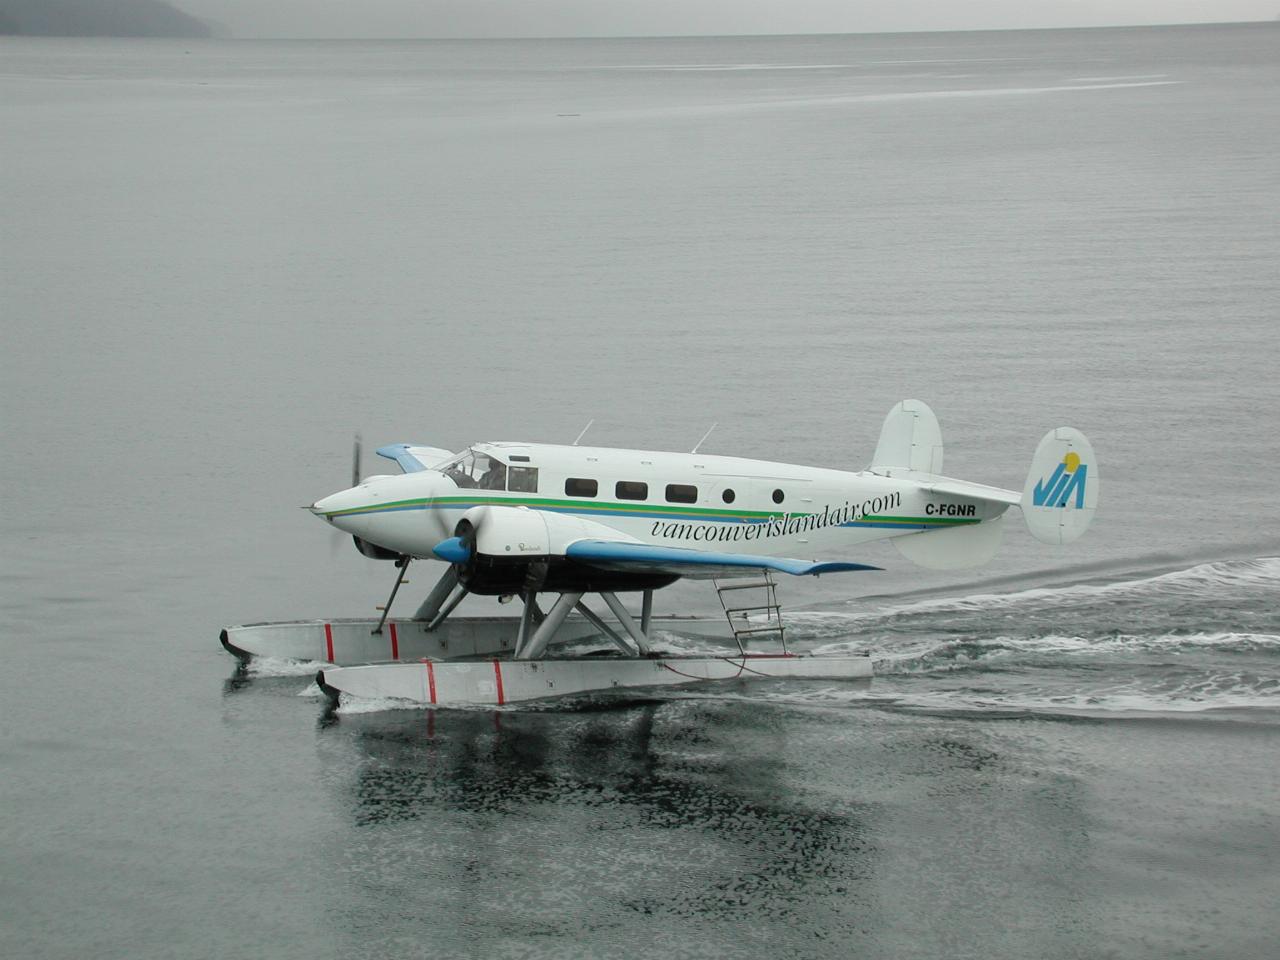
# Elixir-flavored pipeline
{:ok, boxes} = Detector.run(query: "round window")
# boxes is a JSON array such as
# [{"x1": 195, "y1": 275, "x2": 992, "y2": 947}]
[
  {"x1": 722, "y1": 489, "x2": 736, "y2": 504},
  {"x1": 772, "y1": 489, "x2": 785, "y2": 504}
]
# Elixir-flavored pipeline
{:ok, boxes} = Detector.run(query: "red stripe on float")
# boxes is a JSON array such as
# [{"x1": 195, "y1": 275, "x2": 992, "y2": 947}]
[
  {"x1": 493, "y1": 660, "x2": 505, "y2": 706},
  {"x1": 389, "y1": 622, "x2": 399, "y2": 660},
  {"x1": 425, "y1": 659, "x2": 437, "y2": 705},
  {"x1": 324, "y1": 622, "x2": 334, "y2": 662}
]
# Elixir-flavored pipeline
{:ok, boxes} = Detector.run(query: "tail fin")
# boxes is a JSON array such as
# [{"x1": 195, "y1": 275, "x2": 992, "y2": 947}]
[
  {"x1": 1021, "y1": 428, "x2": 1099, "y2": 544},
  {"x1": 870, "y1": 399, "x2": 944, "y2": 476}
]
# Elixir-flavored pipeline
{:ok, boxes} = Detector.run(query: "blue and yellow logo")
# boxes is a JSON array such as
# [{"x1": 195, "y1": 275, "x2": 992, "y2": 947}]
[{"x1": 1032, "y1": 452, "x2": 1088, "y2": 508}]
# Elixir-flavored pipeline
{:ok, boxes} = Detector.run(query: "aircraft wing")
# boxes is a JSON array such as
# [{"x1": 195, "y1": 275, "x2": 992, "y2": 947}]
[
  {"x1": 376, "y1": 444, "x2": 454, "y2": 474},
  {"x1": 565, "y1": 540, "x2": 880, "y2": 580}
]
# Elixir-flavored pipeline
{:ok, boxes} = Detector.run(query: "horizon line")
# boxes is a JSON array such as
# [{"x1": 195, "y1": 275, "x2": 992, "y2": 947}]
[{"x1": 189, "y1": 18, "x2": 1280, "y2": 43}]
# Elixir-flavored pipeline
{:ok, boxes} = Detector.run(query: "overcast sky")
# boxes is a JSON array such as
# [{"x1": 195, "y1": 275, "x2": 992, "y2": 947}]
[{"x1": 176, "y1": 1, "x2": 1278, "y2": 39}]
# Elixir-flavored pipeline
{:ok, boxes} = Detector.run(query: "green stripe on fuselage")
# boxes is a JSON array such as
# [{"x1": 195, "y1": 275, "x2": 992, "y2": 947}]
[
  {"x1": 323, "y1": 495, "x2": 773, "y2": 521},
  {"x1": 856, "y1": 514, "x2": 981, "y2": 526},
  {"x1": 323, "y1": 496, "x2": 980, "y2": 528}
]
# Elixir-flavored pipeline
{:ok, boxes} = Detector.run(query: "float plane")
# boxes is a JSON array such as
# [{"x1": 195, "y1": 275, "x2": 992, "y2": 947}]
[{"x1": 220, "y1": 400, "x2": 1098, "y2": 706}]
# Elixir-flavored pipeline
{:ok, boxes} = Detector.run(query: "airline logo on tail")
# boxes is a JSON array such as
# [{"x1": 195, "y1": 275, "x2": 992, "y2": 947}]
[{"x1": 1032, "y1": 452, "x2": 1088, "y2": 508}]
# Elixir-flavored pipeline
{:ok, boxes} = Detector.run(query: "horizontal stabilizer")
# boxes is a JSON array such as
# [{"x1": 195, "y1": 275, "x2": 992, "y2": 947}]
[
  {"x1": 901, "y1": 474, "x2": 1021, "y2": 507},
  {"x1": 566, "y1": 540, "x2": 880, "y2": 580}
]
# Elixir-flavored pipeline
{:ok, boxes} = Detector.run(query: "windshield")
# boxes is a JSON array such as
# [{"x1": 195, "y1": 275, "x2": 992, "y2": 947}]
[{"x1": 442, "y1": 449, "x2": 507, "y2": 490}]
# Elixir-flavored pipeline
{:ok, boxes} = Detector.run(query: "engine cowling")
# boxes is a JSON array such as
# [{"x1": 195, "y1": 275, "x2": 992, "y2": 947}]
[{"x1": 442, "y1": 505, "x2": 677, "y2": 596}]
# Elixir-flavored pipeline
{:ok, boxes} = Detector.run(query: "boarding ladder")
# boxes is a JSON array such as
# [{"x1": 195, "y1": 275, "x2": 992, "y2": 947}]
[{"x1": 714, "y1": 571, "x2": 788, "y2": 655}]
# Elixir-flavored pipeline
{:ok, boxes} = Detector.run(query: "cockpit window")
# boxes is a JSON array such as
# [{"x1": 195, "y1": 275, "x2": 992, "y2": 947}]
[
  {"x1": 479, "y1": 458, "x2": 507, "y2": 490},
  {"x1": 441, "y1": 451, "x2": 474, "y2": 487},
  {"x1": 442, "y1": 449, "x2": 507, "y2": 490}
]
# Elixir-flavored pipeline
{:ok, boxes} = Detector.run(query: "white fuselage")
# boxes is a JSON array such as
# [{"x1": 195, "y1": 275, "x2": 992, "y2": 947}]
[{"x1": 312, "y1": 441, "x2": 1003, "y2": 563}]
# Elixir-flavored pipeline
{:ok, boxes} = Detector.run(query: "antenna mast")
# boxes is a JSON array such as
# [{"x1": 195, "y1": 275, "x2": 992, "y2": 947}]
[
  {"x1": 572, "y1": 419, "x2": 595, "y2": 446},
  {"x1": 691, "y1": 422, "x2": 718, "y2": 454}
]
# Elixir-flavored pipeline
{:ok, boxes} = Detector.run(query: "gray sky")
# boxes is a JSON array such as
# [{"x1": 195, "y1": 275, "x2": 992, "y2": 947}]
[{"x1": 178, "y1": 1, "x2": 1278, "y2": 39}]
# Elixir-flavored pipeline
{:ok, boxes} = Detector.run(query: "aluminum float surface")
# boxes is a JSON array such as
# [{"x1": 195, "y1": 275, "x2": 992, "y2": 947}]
[
  {"x1": 220, "y1": 615, "x2": 732, "y2": 665},
  {"x1": 318, "y1": 654, "x2": 873, "y2": 706}
]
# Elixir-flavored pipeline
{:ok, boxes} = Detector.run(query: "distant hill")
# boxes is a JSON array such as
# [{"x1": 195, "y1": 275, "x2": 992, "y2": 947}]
[{"x1": 0, "y1": 0, "x2": 212, "y2": 37}]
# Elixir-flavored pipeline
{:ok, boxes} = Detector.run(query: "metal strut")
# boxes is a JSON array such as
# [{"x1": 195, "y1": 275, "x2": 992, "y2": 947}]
[
  {"x1": 513, "y1": 593, "x2": 538, "y2": 658},
  {"x1": 415, "y1": 567, "x2": 459, "y2": 620},
  {"x1": 573, "y1": 601, "x2": 639, "y2": 657},
  {"x1": 518, "y1": 592, "x2": 582, "y2": 660},
  {"x1": 426, "y1": 584, "x2": 469, "y2": 632},
  {"x1": 372, "y1": 558, "x2": 410, "y2": 635},
  {"x1": 600, "y1": 592, "x2": 650, "y2": 655},
  {"x1": 414, "y1": 566, "x2": 468, "y2": 632}
]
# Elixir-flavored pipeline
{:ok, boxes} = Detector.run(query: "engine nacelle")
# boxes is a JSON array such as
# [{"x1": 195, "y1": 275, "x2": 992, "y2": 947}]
[
  {"x1": 450, "y1": 505, "x2": 676, "y2": 596},
  {"x1": 465, "y1": 505, "x2": 552, "y2": 558}
]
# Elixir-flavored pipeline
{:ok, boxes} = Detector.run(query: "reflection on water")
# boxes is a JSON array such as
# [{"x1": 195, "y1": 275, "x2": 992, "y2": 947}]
[
  {"x1": 317, "y1": 701, "x2": 882, "y2": 955},
  {"x1": 222, "y1": 661, "x2": 253, "y2": 696},
  {"x1": 306, "y1": 698, "x2": 1106, "y2": 959}
]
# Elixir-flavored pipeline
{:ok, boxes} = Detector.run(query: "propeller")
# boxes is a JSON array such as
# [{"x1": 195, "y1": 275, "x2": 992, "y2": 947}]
[
  {"x1": 346, "y1": 431, "x2": 401, "y2": 561},
  {"x1": 433, "y1": 519, "x2": 476, "y2": 567},
  {"x1": 433, "y1": 537, "x2": 471, "y2": 564}
]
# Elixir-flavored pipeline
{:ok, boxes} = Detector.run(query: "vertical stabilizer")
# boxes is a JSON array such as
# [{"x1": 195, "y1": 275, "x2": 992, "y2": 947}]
[
  {"x1": 1021, "y1": 428, "x2": 1099, "y2": 544},
  {"x1": 870, "y1": 399, "x2": 944, "y2": 476}
]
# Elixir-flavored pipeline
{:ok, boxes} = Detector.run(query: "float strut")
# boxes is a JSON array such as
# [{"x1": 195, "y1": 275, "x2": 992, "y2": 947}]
[
  {"x1": 600, "y1": 592, "x2": 650, "y2": 655},
  {"x1": 640, "y1": 590, "x2": 653, "y2": 636},
  {"x1": 372, "y1": 557, "x2": 411, "y2": 636},
  {"x1": 574, "y1": 601, "x2": 638, "y2": 657},
  {"x1": 519, "y1": 592, "x2": 582, "y2": 660},
  {"x1": 513, "y1": 592, "x2": 539, "y2": 658},
  {"x1": 426, "y1": 584, "x2": 469, "y2": 632},
  {"x1": 415, "y1": 566, "x2": 460, "y2": 622}
]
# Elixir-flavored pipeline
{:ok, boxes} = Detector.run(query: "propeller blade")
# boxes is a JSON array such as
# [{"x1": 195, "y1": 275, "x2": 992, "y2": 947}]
[
  {"x1": 432, "y1": 537, "x2": 471, "y2": 564},
  {"x1": 344, "y1": 432, "x2": 399, "y2": 560}
]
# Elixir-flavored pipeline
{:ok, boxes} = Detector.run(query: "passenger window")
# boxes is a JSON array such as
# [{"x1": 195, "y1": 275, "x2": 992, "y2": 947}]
[
  {"x1": 665, "y1": 483, "x2": 697, "y2": 504},
  {"x1": 772, "y1": 489, "x2": 785, "y2": 504},
  {"x1": 565, "y1": 478, "x2": 598, "y2": 498},
  {"x1": 508, "y1": 466, "x2": 539, "y2": 493},
  {"x1": 616, "y1": 481, "x2": 648, "y2": 501},
  {"x1": 722, "y1": 489, "x2": 736, "y2": 504}
]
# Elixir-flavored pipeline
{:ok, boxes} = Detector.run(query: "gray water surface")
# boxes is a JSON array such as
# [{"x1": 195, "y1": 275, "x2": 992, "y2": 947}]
[{"x1": 2, "y1": 24, "x2": 1279, "y2": 959}]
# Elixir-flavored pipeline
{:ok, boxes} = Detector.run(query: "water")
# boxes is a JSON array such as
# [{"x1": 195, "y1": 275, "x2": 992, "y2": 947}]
[{"x1": 2, "y1": 24, "x2": 1279, "y2": 958}]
